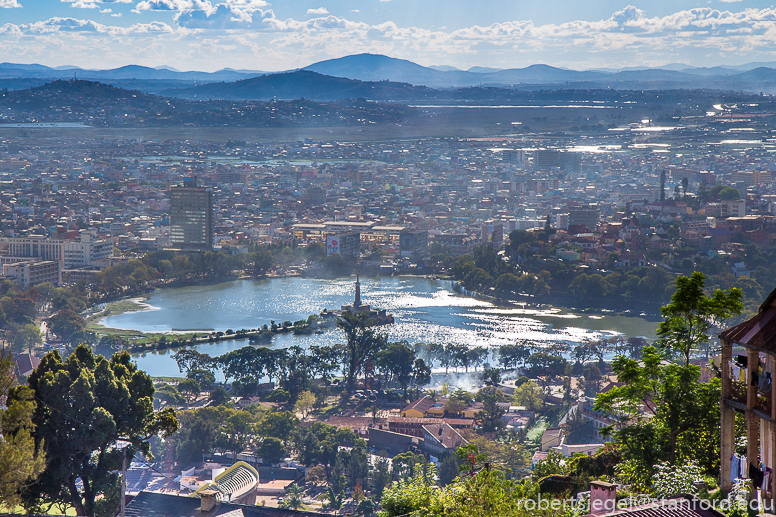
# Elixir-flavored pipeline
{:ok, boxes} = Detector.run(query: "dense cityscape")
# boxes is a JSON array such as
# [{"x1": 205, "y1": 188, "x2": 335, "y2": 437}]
[{"x1": 4, "y1": 5, "x2": 776, "y2": 517}]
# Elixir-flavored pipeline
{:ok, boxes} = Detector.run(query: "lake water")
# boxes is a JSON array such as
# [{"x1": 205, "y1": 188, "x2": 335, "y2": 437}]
[
  {"x1": 106, "y1": 276, "x2": 659, "y2": 378},
  {"x1": 0, "y1": 122, "x2": 91, "y2": 128}
]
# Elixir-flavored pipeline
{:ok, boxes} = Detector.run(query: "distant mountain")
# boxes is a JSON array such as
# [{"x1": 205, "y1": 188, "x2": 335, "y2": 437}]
[
  {"x1": 303, "y1": 53, "x2": 452, "y2": 85},
  {"x1": 677, "y1": 66, "x2": 739, "y2": 77},
  {"x1": 0, "y1": 79, "x2": 408, "y2": 128},
  {"x1": 162, "y1": 70, "x2": 433, "y2": 102},
  {"x1": 0, "y1": 63, "x2": 55, "y2": 72},
  {"x1": 0, "y1": 63, "x2": 262, "y2": 85},
  {"x1": 467, "y1": 66, "x2": 504, "y2": 74},
  {"x1": 8, "y1": 55, "x2": 776, "y2": 95},
  {"x1": 302, "y1": 54, "x2": 613, "y2": 87},
  {"x1": 428, "y1": 65, "x2": 460, "y2": 72},
  {"x1": 720, "y1": 61, "x2": 776, "y2": 72}
]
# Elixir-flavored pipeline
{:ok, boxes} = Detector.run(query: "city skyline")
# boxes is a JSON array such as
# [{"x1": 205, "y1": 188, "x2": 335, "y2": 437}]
[{"x1": 3, "y1": 1, "x2": 776, "y2": 72}]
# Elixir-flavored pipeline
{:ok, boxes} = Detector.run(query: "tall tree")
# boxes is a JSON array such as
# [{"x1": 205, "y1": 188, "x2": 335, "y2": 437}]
[
  {"x1": 656, "y1": 272, "x2": 742, "y2": 365},
  {"x1": 595, "y1": 345, "x2": 718, "y2": 466},
  {"x1": 377, "y1": 341, "x2": 415, "y2": 396},
  {"x1": 46, "y1": 309, "x2": 85, "y2": 345},
  {"x1": 9, "y1": 323, "x2": 43, "y2": 355},
  {"x1": 476, "y1": 387, "x2": 505, "y2": 433},
  {"x1": 15, "y1": 346, "x2": 178, "y2": 517},
  {"x1": 0, "y1": 342, "x2": 45, "y2": 509},
  {"x1": 337, "y1": 311, "x2": 387, "y2": 392},
  {"x1": 178, "y1": 378, "x2": 201, "y2": 404}
]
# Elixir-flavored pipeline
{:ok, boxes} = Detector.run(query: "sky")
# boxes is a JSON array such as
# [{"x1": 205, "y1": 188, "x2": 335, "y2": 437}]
[{"x1": 3, "y1": 0, "x2": 776, "y2": 72}]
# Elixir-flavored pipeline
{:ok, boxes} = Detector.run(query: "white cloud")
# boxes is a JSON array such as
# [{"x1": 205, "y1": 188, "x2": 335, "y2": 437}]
[
  {"x1": 7, "y1": 5, "x2": 776, "y2": 71},
  {"x1": 174, "y1": 4, "x2": 273, "y2": 28},
  {"x1": 306, "y1": 7, "x2": 327, "y2": 15},
  {"x1": 0, "y1": 0, "x2": 21, "y2": 7},
  {"x1": 99, "y1": 6, "x2": 111, "y2": 11},
  {"x1": 0, "y1": 16, "x2": 173, "y2": 35},
  {"x1": 134, "y1": 0, "x2": 210, "y2": 11},
  {"x1": 62, "y1": 0, "x2": 132, "y2": 8},
  {"x1": 111, "y1": 11, "x2": 121, "y2": 16}
]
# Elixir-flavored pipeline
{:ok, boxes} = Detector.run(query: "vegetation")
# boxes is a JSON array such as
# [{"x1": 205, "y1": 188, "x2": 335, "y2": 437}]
[
  {"x1": 14, "y1": 345, "x2": 178, "y2": 516},
  {"x1": 0, "y1": 342, "x2": 45, "y2": 509}
]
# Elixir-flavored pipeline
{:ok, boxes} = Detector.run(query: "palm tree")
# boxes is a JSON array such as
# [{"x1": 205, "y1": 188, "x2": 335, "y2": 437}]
[
  {"x1": 281, "y1": 483, "x2": 305, "y2": 511},
  {"x1": 325, "y1": 487, "x2": 345, "y2": 512}
]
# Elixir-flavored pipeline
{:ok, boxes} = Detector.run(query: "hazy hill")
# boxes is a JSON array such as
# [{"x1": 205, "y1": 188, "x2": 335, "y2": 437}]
[
  {"x1": 162, "y1": 70, "x2": 432, "y2": 101},
  {"x1": 302, "y1": 54, "x2": 608, "y2": 87},
  {"x1": 7, "y1": 54, "x2": 776, "y2": 94},
  {"x1": 0, "y1": 63, "x2": 261, "y2": 83},
  {"x1": 0, "y1": 79, "x2": 409, "y2": 127}
]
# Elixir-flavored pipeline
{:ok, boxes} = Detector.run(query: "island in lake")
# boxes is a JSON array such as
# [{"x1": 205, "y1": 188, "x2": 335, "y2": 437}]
[{"x1": 321, "y1": 273, "x2": 394, "y2": 325}]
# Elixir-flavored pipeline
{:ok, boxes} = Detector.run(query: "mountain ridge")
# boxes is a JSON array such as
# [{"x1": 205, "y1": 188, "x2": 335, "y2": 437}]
[{"x1": 5, "y1": 54, "x2": 776, "y2": 95}]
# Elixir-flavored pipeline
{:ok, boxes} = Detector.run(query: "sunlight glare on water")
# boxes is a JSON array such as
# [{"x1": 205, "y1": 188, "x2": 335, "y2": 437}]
[{"x1": 119, "y1": 276, "x2": 658, "y2": 377}]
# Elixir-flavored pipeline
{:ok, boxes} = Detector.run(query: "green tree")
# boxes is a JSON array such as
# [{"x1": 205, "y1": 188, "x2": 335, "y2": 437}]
[
  {"x1": 371, "y1": 456, "x2": 390, "y2": 498},
  {"x1": 251, "y1": 249, "x2": 276, "y2": 277},
  {"x1": 260, "y1": 437, "x2": 287, "y2": 465},
  {"x1": 595, "y1": 345, "x2": 719, "y2": 465},
  {"x1": 709, "y1": 184, "x2": 740, "y2": 201},
  {"x1": 178, "y1": 378, "x2": 201, "y2": 404},
  {"x1": 187, "y1": 368, "x2": 216, "y2": 390},
  {"x1": 337, "y1": 311, "x2": 387, "y2": 392},
  {"x1": 476, "y1": 387, "x2": 505, "y2": 433},
  {"x1": 438, "y1": 452, "x2": 460, "y2": 486},
  {"x1": 412, "y1": 358, "x2": 432, "y2": 389},
  {"x1": 377, "y1": 341, "x2": 415, "y2": 396},
  {"x1": 47, "y1": 309, "x2": 85, "y2": 345},
  {"x1": 17, "y1": 346, "x2": 177, "y2": 517},
  {"x1": 381, "y1": 461, "x2": 542, "y2": 517},
  {"x1": 482, "y1": 367, "x2": 501, "y2": 387},
  {"x1": 8, "y1": 323, "x2": 43, "y2": 354},
  {"x1": 656, "y1": 272, "x2": 742, "y2": 365},
  {"x1": 512, "y1": 381, "x2": 543, "y2": 410},
  {"x1": 294, "y1": 390, "x2": 316, "y2": 420},
  {"x1": 499, "y1": 343, "x2": 531, "y2": 371},
  {"x1": 0, "y1": 343, "x2": 45, "y2": 509},
  {"x1": 154, "y1": 383, "x2": 184, "y2": 407},
  {"x1": 256, "y1": 411, "x2": 298, "y2": 440},
  {"x1": 209, "y1": 386, "x2": 231, "y2": 407},
  {"x1": 324, "y1": 487, "x2": 344, "y2": 511}
]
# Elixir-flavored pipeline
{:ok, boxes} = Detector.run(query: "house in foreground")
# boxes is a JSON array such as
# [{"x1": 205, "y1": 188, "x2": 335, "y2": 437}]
[{"x1": 719, "y1": 286, "x2": 776, "y2": 507}]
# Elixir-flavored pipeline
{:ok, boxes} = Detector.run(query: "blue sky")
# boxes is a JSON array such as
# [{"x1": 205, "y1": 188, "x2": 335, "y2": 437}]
[{"x1": 2, "y1": 0, "x2": 776, "y2": 71}]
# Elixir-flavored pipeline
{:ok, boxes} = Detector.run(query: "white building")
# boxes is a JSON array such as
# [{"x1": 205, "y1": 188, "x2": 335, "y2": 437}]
[
  {"x1": 2, "y1": 260, "x2": 61, "y2": 288},
  {"x1": 1, "y1": 230, "x2": 111, "y2": 269}
]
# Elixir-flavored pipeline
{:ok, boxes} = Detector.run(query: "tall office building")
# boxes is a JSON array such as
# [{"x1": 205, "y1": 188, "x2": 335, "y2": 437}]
[{"x1": 170, "y1": 177, "x2": 214, "y2": 251}]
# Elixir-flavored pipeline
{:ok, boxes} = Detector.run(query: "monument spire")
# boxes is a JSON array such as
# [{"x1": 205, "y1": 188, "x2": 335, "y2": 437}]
[{"x1": 354, "y1": 271, "x2": 361, "y2": 307}]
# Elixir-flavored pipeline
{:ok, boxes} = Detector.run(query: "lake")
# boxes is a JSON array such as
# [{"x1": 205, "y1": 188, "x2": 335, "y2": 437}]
[{"x1": 104, "y1": 276, "x2": 659, "y2": 378}]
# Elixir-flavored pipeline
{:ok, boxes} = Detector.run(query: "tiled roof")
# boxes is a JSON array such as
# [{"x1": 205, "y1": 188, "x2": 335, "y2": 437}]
[
  {"x1": 591, "y1": 494, "x2": 725, "y2": 517},
  {"x1": 387, "y1": 417, "x2": 474, "y2": 426},
  {"x1": 16, "y1": 353, "x2": 40, "y2": 375},
  {"x1": 719, "y1": 305, "x2": 776, "y2": 353},
  {"x1": 422, "y1": 423, "x2": 468, "y2": 450},
  {"x1": 402, "y1": 396, "x2": 435, "y2": 414}
]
